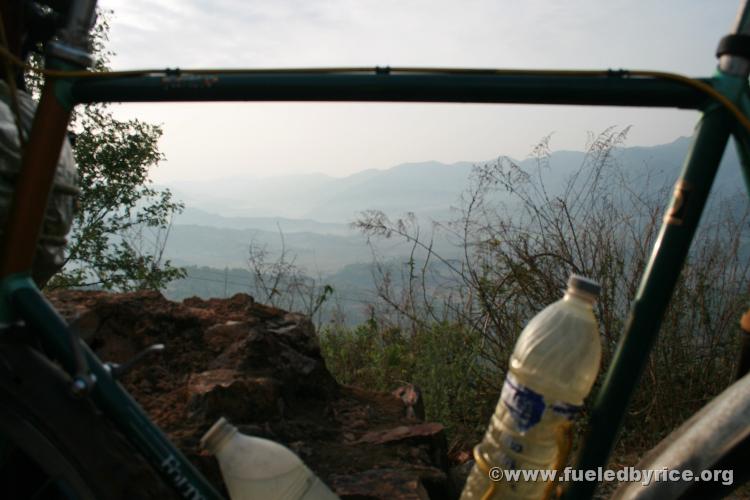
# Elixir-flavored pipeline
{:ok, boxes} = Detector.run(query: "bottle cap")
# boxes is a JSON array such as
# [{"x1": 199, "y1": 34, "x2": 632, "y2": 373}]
[
  {"x1": 200, "y1": 417, "x2": 237, "y2": 455},
  {"x1": 567, "y1": 274, "x2": 600, "y2": 298}
]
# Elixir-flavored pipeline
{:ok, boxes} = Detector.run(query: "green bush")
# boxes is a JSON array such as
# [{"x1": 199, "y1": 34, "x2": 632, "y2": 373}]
[{"x1": 320, "y1": 320, "x2": 494, "y2": 443}]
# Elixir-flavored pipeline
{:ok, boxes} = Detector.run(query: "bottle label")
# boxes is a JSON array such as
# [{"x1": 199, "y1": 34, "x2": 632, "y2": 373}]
[
  {"x1": 501, "y1": 374, "x2": 582, "y2": 433},
  {"x1": 551, "y1": 401, "x2": 581, "y2": 420},
  {"x1": 501, "y1": 374, "x2": 545, "y2": 432}
]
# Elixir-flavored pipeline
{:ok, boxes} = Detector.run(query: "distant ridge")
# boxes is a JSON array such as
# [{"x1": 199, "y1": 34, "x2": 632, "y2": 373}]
[{"x1": 163, "y1": 136, "x2": 742, "y2": 224}]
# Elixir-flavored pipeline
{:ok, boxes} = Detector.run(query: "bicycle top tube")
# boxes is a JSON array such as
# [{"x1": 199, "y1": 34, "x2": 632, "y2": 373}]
[{"x1": 66, "y1": 68, "x2": 708, "y2": 110}]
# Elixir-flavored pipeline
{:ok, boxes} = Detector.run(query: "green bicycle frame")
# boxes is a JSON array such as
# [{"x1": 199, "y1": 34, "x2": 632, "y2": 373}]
[{"x1": 3, "y1": 3, "x2": 750, "y2": 499}]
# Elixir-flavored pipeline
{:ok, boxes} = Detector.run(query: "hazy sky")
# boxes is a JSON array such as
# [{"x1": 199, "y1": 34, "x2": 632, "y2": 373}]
[{"x1": 98, "y1": 0, "x2": 740, "y2": 182}]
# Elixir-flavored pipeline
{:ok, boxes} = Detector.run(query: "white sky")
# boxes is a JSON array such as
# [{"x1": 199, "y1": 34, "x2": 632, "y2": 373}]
[{"x1": 98, "y1": 0, "x2": 740, "y2": 182}]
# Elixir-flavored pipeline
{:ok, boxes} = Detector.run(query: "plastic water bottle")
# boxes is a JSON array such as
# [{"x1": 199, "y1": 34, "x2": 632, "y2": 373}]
[
  {"x1": 200, "y1": 417, "x2": 339, "y2": 500},
  {"x1": 460, "y1": 275, "x2": 601, "y2": 500}
]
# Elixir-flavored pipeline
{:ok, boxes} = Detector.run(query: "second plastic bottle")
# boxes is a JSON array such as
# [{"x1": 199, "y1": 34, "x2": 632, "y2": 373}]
[{"x1": 201, "y1": 417, "x2": 339, "y2": 500}]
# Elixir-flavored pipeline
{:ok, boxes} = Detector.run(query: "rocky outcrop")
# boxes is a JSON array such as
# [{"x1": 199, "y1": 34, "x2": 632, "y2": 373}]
[{"x1": 48, "y1": 290, "x2": 454, "y2": 499}]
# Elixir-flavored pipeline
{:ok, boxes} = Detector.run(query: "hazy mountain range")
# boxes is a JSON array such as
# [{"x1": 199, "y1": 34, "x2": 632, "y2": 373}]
[
  {"x1": 166, "y1": 136, "x2": 744, "y2": 223},
  {"x1": 160, "y1": 136, "x2": 746, "y2": 271}
]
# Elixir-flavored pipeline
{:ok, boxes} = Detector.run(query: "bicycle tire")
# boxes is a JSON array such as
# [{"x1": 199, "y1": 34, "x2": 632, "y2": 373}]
[{"x1": 0, "y1": 333, "x2": 179, "y2": 500}]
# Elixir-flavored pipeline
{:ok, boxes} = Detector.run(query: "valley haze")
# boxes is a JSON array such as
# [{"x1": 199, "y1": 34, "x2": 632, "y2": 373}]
[{"x1": 160, "y1": 136, "x2": 746, "y2": 319}]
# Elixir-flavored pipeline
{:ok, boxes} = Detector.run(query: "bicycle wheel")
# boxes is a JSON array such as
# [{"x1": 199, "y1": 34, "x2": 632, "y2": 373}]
[
  {"x1": 611, "y1": 370, "x2": 750, "y2": 499},
  {"x1": 0, "y1": 333, "x2": 178, "y2": 500}
]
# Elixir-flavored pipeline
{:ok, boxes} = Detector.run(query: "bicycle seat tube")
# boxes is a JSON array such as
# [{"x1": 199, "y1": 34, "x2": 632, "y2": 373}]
[{"x1": 0, "y1": 0, "x2": 96, "y2": 279}]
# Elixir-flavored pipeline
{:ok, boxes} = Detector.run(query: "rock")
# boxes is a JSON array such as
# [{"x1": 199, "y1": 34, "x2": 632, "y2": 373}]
[
  {"x1": 202, "y1": 321, "x2": 254, "y2": 352},
  {"x1": 357, "y1": 423, "x2": 448, "y2": 472},
  {"x1": 187, "y1": 369, "x2": 283, "y2": 421},
  {"x1": 329, "y1": 469, "x2": 431, "y2": 500},
  {"x1": 208, "y1": 325, "x2": 338, "y2": 400},
  {"x1": 46, "y1": 290, "x2": 454, "y2": 499},
  {"x1": 358, "y1": 423, "x2": 445, "y2": 446}
]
